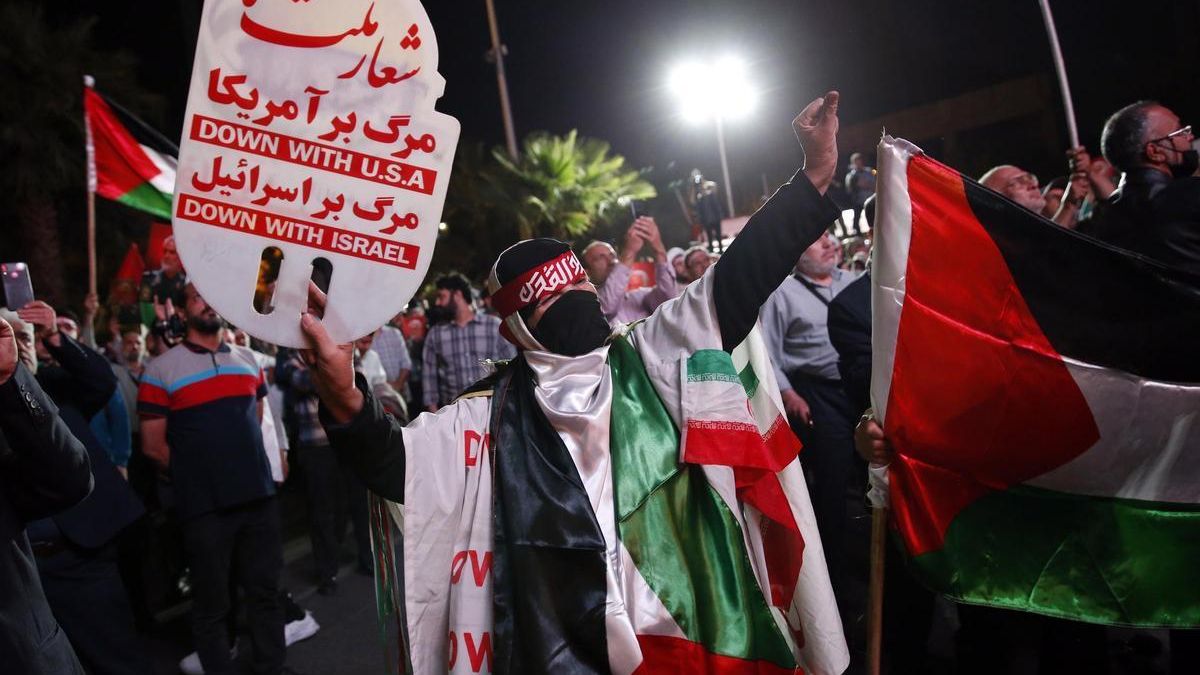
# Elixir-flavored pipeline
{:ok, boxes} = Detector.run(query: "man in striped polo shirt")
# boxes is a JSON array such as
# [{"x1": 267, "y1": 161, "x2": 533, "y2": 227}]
[{"x1": 138, "y1": 282, "x2": 284, "y2": 675}]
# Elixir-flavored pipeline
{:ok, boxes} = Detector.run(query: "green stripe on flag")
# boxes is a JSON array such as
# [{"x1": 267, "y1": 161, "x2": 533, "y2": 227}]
[
  {"x1": 686, "y1": 349, "x2": 742, "y2": 384},
  {"x1": 116, "y1": 181, "x2": 173, "y2": 220},
  {"x1": 738, "y1": 363, "x2": 759, "y2": 399},
  {"x1": 609, "y1": 338, "x2": 796, "y2": 666},
  {"x1": 906, "y1": 484, "x2": 1200, "y2": 627}
]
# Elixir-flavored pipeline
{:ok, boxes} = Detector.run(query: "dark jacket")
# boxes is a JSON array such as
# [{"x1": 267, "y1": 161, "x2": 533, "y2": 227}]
[
  {"x1": 27, "y1": 335, "x2": 143, "y2": 548},
  {"x1": 827, "y1": 271, "x2": 873, "y2": 415},
  {"x1": 0, "y1": 364, "x2": 92, "y2": 673},
  {"x1": 1081, "y1": 168, "x2": 1200, "y2": 275}
]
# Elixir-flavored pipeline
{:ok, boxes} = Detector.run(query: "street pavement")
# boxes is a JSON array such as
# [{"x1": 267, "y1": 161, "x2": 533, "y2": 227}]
[{"x1": 143, "y1": 505, "x2": 400, "y2": 675}]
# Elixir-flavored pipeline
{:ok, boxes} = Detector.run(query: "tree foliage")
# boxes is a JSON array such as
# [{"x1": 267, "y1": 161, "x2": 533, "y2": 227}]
[
  {"x1": 434, "y1": 131, "x2": 657, "y2": 282},
  {"x1": 0, "y1": 3, "x2": 163, "y2": 306},
  {"x1": 490, "y1": 130, "x2": 656, "y2": 241}
]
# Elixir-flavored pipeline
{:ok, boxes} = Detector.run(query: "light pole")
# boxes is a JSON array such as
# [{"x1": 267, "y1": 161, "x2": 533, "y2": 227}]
[
  {"x1": 668, "y1": 56, "x2": 757, "y2": 216},
  {"x1": 484, "y1": 0, "x2": 519, "y2": 160}
]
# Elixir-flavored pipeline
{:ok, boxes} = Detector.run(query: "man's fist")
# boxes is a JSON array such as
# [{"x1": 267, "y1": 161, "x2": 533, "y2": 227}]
[
  {"x1": 83, "y1": 292, "x2": 100, "y2": 319},
  {"x1": 793, "y1": 91, "x2": 840, "y2": 195},
  {"x1": 854, "y1": 410, "x2": 894, "y2": 466},
  {"x1": 0, "y1": 317, "x2": 17, "y2": 385}
]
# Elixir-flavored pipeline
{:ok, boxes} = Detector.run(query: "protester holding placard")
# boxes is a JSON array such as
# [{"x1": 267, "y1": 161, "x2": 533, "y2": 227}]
[{"x1": 301, "y1": 92, "x2": 850, "y2": 675}]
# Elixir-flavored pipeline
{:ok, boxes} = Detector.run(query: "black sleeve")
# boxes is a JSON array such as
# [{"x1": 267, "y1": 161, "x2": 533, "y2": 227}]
[
  {"x1": 827, "y1": 275, "x2": 874, "y2": 415},
  {"x1": 713, "y1": 169, "x2": 842, "y2": 351},
  {"x1": 320, "y1": 374, "x2": 406, "y2": 503},
  {"x1": 0, "y1": 365, "x2": 93, "y2": 525},
  {"x1": 43, "y1": 334, "x2": 117, "y2": 419}
]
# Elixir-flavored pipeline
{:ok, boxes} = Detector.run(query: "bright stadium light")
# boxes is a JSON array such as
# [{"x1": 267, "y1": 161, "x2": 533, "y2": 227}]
[{"x1": 667, "y1": 54, "x2": 758, "y2": 215}]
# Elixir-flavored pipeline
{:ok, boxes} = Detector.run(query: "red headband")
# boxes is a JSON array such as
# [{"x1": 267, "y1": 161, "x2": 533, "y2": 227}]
[{"x1": 491, "y1": 251, "x2": 586, "y2": 319}]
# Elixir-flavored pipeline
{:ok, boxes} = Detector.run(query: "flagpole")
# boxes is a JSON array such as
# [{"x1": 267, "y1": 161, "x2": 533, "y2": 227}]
[
  {"x1": 484, "y1": 0, "x2": 519, "y2": 160},
  {"x1": 866, "y1": 505, "x2": 888, "y2": 675},
  {"x1": 87, "y1": 191, "x2": 97, "y2": 297},
  {"x1": 84, "y1": 75, "x2": 98, "y2": 297},
  {"x1": 1037, "y1": 0, "x2": 1080, "y2": 148}
]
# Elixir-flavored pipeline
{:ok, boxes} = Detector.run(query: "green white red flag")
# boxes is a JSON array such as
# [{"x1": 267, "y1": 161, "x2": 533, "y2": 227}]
[
  {"x1": 84, "y1": 77, "x2": 176, "y2": 219},
  {"x1": 871, "y1": 136, "x2": 1200, "y2": 627}
]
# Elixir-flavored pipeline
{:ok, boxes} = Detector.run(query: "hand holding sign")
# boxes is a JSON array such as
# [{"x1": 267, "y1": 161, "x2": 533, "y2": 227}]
[{"x1": 175, "y1": 0, "x2": 460, "y2": 347}]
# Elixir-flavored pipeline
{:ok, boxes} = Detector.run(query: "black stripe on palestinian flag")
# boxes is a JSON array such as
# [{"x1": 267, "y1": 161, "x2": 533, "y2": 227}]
[{"x1": 961, "y1": 172, "x2": 1200, "y2": 384}]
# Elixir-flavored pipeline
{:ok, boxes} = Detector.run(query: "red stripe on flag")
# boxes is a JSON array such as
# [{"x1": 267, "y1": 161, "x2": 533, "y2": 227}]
[
  {"x1": 885, "y1": 155, "x2": 1099, "y2": 556},
  {"x1": 633, "y1": 634, "x2": 803, "y2": 675},
  {"x1": 84, "y1": 88, "x2": 162, "y2": 199},
  {"x1": 685, "y1": 416, "x2": 806, "y2": 613},
  {"x1": 739, "y1": 473, "x2": 806, "y2": 611},
  {"x1": 684, "y1": 415, "x2": 799, "y2": 472}
]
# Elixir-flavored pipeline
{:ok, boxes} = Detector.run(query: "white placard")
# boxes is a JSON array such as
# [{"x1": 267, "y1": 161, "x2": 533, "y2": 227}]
[{"x1": 174, "y1": 0, "x2": 459, "y2": 347}]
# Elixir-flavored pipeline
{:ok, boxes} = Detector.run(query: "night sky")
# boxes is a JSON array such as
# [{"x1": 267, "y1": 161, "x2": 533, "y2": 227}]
[{"x1": 59, "y1": 0, "x2": 1200, "y2": 206}]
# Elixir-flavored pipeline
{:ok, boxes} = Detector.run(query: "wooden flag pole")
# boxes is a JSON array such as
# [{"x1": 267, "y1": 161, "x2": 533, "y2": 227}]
[
  {"x1": 87, "y1": 189, "x2": 97, "y2": 296},
  {"x1": 84, "y1": 74, "x2": 98, "y2": 297},
  {"x1": 866, "y1": 505, "x2": 888, "y2": 675},
  {"x1": 1037, "y1": 0, "x2": 1080, "y2": 148}
]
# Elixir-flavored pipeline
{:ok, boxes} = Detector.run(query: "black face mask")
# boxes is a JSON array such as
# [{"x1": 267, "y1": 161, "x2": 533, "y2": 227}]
[
  {"x1": 427, "y1": 303, "x2": 454, "y2": 324},
  {"x1": 1171, "y1": 148, "x2": 1200, "y2": 179},
  {"x1": 529, "y1": 290, "x2": 611, "y2": 356}
]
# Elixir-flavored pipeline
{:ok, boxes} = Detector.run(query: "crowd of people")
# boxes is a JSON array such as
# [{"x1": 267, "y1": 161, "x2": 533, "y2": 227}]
[{"x1": 1, "y1": 90, "x2": 1196, "y2": 675}]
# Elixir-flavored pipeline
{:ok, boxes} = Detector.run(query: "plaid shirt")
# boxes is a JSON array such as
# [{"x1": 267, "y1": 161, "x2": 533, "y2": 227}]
[
  {"x1": 421, "y1": 312, "x2": 515, "y2": 408},
  {"x1": 279, "y1": 351, "x2": 327, "y2": 447},
  {"x1": 370, "y1": 325, "x2": 412, "y2": 382}
]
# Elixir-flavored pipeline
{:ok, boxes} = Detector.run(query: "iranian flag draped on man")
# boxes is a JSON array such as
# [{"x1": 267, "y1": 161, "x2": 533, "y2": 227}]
[
  {"x1": 868, "y1": 136, "x2": 1200, "y2": 627},
  {"x1": 301, "y1": 94, "x2": 853, "y2": 674}
]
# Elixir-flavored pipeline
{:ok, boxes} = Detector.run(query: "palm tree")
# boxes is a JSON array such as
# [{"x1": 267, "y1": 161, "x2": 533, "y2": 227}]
[
  {"x1": 0, "y1": 3, "x2": 162, "y2": 306},
  {"x1": 490, "y1": 130, "x2": 656, "y2": 241}
]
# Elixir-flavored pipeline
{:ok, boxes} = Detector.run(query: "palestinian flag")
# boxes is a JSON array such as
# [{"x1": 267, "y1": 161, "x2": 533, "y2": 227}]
[
  {"x1": 84, "y1": 77, "x2": 177, "y2": 219},
  {"x1": 871, "y1": 136, "x2": 1200, "y2": 627}
]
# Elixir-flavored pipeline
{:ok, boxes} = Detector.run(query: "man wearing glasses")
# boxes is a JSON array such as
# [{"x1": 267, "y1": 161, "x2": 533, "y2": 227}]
[
  {"x1": 979, "y1": 164, "x2": 1089, "y2": 228},
  {"x1": 1085, "y1": 101, "x2": 1200, "y2": 274}
]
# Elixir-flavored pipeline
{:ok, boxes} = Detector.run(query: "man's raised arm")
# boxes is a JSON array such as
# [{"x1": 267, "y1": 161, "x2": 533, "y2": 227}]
[
  {"x1": 711, "y1": 92, "x2": 842, "y2": 351},
  {"x1": 301, "y1": 309, "x2": 407, "y2": 503}
]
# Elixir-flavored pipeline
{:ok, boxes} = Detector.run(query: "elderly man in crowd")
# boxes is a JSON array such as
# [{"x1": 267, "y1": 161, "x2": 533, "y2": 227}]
[
  {"x1": 582, "y1": 216, "x2": 679, "y2": 325},
  {"x1": 758, "y1": 230, "x2": 859, "y2": 612},
  {"x1": 980, "y1": 164, "x2": 1088, "y2": 228},
  {"x1": 681, "y1": 245, "x2": 715, "y2": 285},
  {"x1": 1082, "y1": 100, "x2": 1200, "y2": 274}
]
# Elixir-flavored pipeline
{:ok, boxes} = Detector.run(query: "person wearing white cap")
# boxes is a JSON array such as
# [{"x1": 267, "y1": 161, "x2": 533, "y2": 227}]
[{"x1": 665, "y1": 246, "x2": 690, "y2": 286}]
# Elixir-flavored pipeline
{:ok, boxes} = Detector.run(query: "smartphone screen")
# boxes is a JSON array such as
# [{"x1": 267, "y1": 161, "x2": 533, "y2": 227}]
[{"x1": 0, "y1": 262, "x2": 34, "y2": 309}]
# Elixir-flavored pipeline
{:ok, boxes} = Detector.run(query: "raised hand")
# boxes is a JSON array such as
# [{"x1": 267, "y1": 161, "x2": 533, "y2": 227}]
[
  {"x1": 17, "y1": 301, "x2": 57, "y2": 343},
  {"x1": 793, "y1": 91, "x2": 840, "y2": 195},
  {"x1": 632, "y1": 216, "x2": 666, "y2": 261},
  {"x1": 298, "y1": 281, "x2": 361, "y2": 423},
  {"x1": 620, "y1": 221, "x2": 645, "y2": 264}
]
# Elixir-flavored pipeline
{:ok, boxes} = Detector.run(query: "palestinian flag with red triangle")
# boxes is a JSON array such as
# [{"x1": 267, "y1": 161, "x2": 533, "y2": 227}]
[
  {"x1": 84, "y1": 79, "x2": 176, "y2": 219},
  {"x1": 871, "y1": 136, "x2": 1200, "y2": 627}
]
